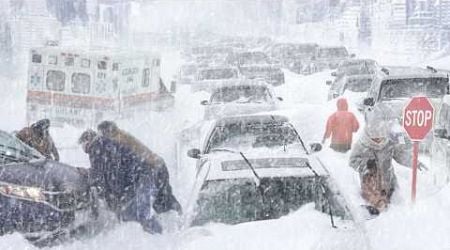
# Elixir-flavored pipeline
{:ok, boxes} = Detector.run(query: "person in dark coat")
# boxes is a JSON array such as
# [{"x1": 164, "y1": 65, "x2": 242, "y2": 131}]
[
  {"x1": 97, "y1": 121, "x2": 182, "y2": 215},
  {"x1": 16, "y1": 119, "x2": 59, "y2": 161},
  {"x1": 78, "y1": 129, "x2": 162, "y2": 234}
]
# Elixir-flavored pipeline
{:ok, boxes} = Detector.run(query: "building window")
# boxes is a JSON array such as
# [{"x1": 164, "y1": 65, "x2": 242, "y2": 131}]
[
  {"x1": 98, "y1": 61, "x2": 107, "y2": 70},
  {"x1": 65, "y1": 56, "x2": 75, "y2": 66},
  {"x1": 46, "y1": 70, "x2": 65, "y2": 91},
  {"x1": 142, "y1": 68, "x2": 150, "y2": 87},
  {"x1": 32, "y1": 54, "x2": 42, "y2": 63},
  {"x1": 71, "y1": 73, "x2": 91, "y2": 94},
  {"x1": 48, "y1": 55, "x2": 57, "y2": 65},
  {"x1": 81, "y1": 59, "x2": 90, "y2": 68}
]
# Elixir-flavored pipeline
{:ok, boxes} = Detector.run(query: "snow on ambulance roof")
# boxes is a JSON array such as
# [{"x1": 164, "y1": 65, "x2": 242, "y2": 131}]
[
  {"x1": 30, "y1": 46, "x2": 161, "y2": 58},
  {"x1": 379, "y1": 66, "x2": 449, "y2": 80}
]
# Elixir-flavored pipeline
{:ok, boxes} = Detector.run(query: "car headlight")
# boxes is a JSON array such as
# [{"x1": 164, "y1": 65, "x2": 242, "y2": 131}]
[{"x1": 0, "y1": 182, "x2": 45, "y2": 202}]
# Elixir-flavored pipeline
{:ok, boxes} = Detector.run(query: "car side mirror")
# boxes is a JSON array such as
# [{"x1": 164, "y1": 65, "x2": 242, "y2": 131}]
[
  {"x1": 277, "y1": 97, "x2": 283, "y2": 101},
  {"x1": 434, "y1": 128, "x2": 449, "y2": 139},
  {"x1": 363, "y1": 97, "x2": 375, "y2": 106},
  {"x1": 331, "y1": 72, "x2": 337, "y2": 77},
  {"x1": 309, "y1": 143, "x2": 322, "y2": 153},
  {"x1": 187, "y1": 148, "x2": 202, "y2": 159},
  {"x1": 200, "y1": 100, "x2": 209, "y2": 105},
  {"x1": 326, "y1": 80, "x2": 332, "y2": 86}
]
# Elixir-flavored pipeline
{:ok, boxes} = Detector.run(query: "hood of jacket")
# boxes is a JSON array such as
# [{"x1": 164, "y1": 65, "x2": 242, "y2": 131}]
[{"x1": 337, "y1": 98, "x2": 348, "y2": 111}]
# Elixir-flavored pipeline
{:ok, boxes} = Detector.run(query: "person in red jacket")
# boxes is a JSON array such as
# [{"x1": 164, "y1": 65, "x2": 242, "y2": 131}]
[{"x1": 322, "y1": 98, "x2": 359, "y2": 152}]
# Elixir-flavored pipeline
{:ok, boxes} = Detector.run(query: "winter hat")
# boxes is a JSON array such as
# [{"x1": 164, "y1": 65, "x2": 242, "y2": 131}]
[
  {"x1": 97, "y1": 120, "x2": 119, "y2": 137},
  {"x1": 78, "y1": 129, "x2": 97, "y2": 144},
  {"x1": 31, "y1": 119, "x2": 50, "y2": 131}
]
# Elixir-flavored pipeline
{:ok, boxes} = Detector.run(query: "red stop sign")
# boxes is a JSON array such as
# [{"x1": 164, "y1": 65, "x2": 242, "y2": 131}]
[{"x1": 402, "y1": 96, "x2": 435, "y2": 141}]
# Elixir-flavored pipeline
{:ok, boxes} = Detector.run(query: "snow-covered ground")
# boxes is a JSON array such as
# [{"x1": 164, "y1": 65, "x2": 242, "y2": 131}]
[{"x1": 0, "y1": 49, "x2": 450, "y2": 250}]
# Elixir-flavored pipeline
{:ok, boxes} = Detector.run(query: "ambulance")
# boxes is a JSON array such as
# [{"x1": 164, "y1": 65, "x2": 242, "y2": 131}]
[{"x1": 26, "y1": 47, "x2": 174, "y2": 127}]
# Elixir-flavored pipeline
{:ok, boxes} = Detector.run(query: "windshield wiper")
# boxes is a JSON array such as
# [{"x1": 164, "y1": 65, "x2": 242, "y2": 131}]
[
  {"x1": 210, "y1": 148, "x2": 261, "y2": 186},
  {"x1": 303, "y1": 162, "x2": 336, "y2": 228}
]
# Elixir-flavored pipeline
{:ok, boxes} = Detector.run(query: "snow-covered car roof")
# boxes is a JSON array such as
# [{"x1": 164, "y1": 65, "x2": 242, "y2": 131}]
[
  {"x1": 340, "y1": 58, "x2": 376, "y2": 66},
  {"x1": 379, "y1": 66, "x2": 449, "y2": 80},
  {"x1": 198, "y1": 66, "x2": 238, "y2": 71},
  {"x1": 210, "y1": 79, "x2": 270, "y2": 91}
]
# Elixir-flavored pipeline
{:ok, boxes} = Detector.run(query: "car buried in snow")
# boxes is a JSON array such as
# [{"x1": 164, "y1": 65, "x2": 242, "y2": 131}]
[
  {"x1": 0, "y1": 130, "x2": 98, "y2": 247},
  {"x1": 265, "y1": 43, "x2": 319, "y2": 75},
  {"x1": 238, "y1": 64, "x2": 285, "y2": 86},
  {"x1": 200, "y1": 80, "x2": 281, "y2": 120},
  {"x1": 182, "y1": 114, "x2": 358, "y2": 230},
  {"x1": 326, "y1": 59, "x2": 378, "y2": 101},
  {"x1": 191, "y1": 66, "x2": 240, "y2": 92},
  {"x1": 311, "y1": 46, "x2": 353, "y2": 72},
  {"x1": 226, "y1": 51, "x2": 273, "y2": 67},
  {"x1": 361, "y1": 66, "x2": 450, "y2": 150}
]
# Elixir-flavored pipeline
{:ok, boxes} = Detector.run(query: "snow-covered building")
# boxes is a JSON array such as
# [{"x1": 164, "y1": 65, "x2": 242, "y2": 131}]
[{"x1": 0, "y1": 0, "x2": 142, "y2": 70}]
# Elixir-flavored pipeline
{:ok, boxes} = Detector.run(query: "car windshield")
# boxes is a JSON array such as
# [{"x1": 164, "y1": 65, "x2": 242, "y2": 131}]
[
  {"x1": 191, "y1": 176, "x2": 324, "y2": 226},
  {"x1": 345, "y1": 78, "x2": 373, "y2": 92},
  {"x1": 380, "y1": 78, "x2": 449, "y2": 100},
  {"x1": 206, "y1": 121, "x2": 304, "y2": 153},
  {"x1": 199, "y1": 68, "x2": 237, "y2": 80},
  {"x1": 0, "y1": 131, "x2": 41, "y2": 164},
  {"x1": 318, "y1": 48, "x2": 348, "y2": 58},
  {"x1": 210, "y1": 85, "x2": 271, "y2": 104},
  {"x1": 238, "y1": 52, "x2": 269, "y2": 65}
]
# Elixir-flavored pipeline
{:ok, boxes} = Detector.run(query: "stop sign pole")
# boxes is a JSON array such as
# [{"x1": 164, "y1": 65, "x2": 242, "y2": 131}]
[{"x1": 402, "y1": 96, "x2": 435, "y2": 203}]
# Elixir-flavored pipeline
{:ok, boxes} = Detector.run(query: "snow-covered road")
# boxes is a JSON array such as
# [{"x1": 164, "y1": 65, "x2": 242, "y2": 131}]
[{"x1": 1, "y1": 51, "x2": 450, "y2": 250}]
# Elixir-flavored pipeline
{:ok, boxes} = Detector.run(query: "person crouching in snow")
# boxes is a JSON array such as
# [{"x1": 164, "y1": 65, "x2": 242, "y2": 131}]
[
  {"x1": 16, "y1": 119, "x2": 60, "y2": 161},
  {"x1": 349, "y1": 119, "x2": 422, "y2": 213},
  {"x1": 78, "y1": 129, "x2": 162, "y2": 234},
  {"x1": 322, "y1": 98, "x2": 359, "y2": 152},
  {"x1": 97, "y1": 120, "x2": 182, "y2": 215}
]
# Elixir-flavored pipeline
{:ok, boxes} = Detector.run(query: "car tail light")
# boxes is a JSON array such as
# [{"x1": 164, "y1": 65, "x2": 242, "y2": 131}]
[{"x1": 0, "y1": 182, "x2": 45, "y2": 202}]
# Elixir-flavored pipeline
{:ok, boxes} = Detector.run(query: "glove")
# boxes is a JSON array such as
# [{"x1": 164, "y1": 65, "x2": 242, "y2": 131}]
[
  {"x1": 366, "y1": 159, "x2": 377, "y2": 170},
  {"x1": 418, "y1": 162, "x2": 428, "y2": 172}
]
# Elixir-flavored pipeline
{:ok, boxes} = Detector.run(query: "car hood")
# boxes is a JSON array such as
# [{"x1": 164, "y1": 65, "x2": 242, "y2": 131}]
[
  {"x1": 204, "y1": 149, "x2": 327, "y2": 181},
  {"x1": 0, "y1": 159, "x2": 89, "y2": 192}
]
